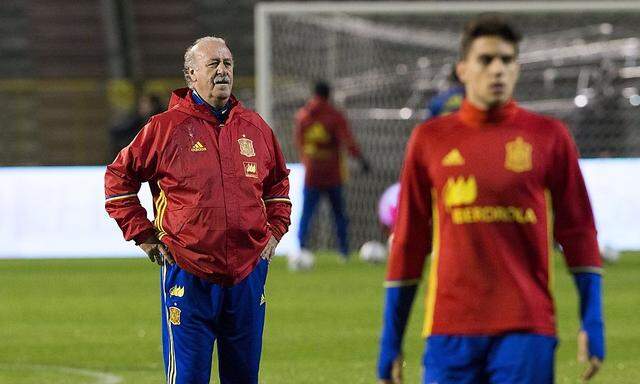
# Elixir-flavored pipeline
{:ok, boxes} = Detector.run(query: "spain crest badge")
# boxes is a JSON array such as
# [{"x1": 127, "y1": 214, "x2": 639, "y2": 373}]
[
  {"x1": 169, "y1": 306, "x2": 181, "y2": 325},
  {"x1": 238, "y1": 136, "x2": 255, "y2": 157},
  {"x1": 504, "y1": 137, "x2": 532, "y2": 173}
]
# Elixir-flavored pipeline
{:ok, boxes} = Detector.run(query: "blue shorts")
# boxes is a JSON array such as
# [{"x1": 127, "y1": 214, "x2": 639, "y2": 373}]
[
  {"x1": 161, "y1": 258, "x2": 269, "y2": 384},
  {"x1": 423, "y1": 333, "x2": 557, "y2": 384}
]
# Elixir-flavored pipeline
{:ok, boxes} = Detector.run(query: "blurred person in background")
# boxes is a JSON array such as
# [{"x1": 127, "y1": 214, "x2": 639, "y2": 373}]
[
  {"x1": 378, "y1": 14, "x2": 604, "y2": 384},
  {"x1": 293, "y1": 80, "x2": 370, "y2": 264},
  {"x1": 425, "y1": 67, "x2": 465, "y2": 120},
  {"x1": 377, "y1": 71, "x2": 463, "y2": 247},
  {"x1": 108, "y1": 93, "x2": 164, "y2": 159},
  {"x1": 105, "y1": 36, "x2": 291, "y2": 384}
]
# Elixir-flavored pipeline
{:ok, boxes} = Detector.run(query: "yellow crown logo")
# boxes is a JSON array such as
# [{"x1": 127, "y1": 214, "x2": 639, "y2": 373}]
[
  {"x1": 244, "y1": 162, "x2": 258, "y2": 178},
  {"x1": 169, "y1": 285, "x2": 184, "y2": 297},
  {"x1": 444, "y1": 176, "x2": 477, "y2": 209},
  {"x1": 505, "y1": 137, "x2": 532, "y2": 172}
]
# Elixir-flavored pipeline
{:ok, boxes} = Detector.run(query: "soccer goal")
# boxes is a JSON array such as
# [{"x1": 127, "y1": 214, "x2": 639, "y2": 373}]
[{"x1": 255, "y1": 1, "x2": 640, "y2": 250}]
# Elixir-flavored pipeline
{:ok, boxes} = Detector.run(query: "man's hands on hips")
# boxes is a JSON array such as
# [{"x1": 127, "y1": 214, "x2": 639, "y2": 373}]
[
  {"x1": 578, "y1": 330, "x2": 603, "y2": 382},
  {"x1": 260, "y1": 235, "x2": 278, "y2": 262},
  {"x1": 139, "y1": 235, "x2": 174, "y2": 266}
]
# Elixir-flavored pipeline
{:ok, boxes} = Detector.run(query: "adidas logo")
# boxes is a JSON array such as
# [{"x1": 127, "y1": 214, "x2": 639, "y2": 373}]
[
  {"x1": 442, "y1": 149, "x2": 465, "y2": 166},
  {"x1": 191, "y1": 141, "x2": 207, "y2": 152},
  {"x1": 260, "y1": 293, "x2": 266, "y2": 305}
]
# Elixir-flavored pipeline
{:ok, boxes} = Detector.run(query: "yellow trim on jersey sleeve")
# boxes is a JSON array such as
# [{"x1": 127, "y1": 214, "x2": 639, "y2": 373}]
[
  {"x1": 544, "y1": 189, "x2": 555, "y2": 292},
  {"x1": 422, "y1": 189, "x2": 440, "y2": 337}
]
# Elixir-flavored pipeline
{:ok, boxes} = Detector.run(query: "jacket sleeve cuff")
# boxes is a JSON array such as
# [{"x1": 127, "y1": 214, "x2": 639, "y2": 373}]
[
  {"x1": 133, "y1": 228, "x2": 156, "y2": 245},
  {"x1": 268, "y1": 225, "x2": 284, "y2": 241}
]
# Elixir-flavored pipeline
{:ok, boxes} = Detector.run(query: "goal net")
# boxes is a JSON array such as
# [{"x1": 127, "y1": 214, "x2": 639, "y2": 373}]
[{"x1": 256, "y1": 2, "x2": 640, "y2": 251}]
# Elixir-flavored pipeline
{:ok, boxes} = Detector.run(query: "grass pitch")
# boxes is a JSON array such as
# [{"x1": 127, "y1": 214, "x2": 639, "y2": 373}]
[{"x1": 1, "y1": 252, "x2": 638, "y2": 383}]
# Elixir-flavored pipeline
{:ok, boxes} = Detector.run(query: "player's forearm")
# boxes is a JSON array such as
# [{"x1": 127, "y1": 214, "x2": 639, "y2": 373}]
[
  {"x1": 378, "y1": 284, "x2": 417, "y2": 379},
  {"x1": 573, "y1": 272, "x2": 605, "y2": 360},
  {"x1": 105, "y1": 178, "x2": 155, "y2": 244},
  {"x1": 106, "y1": 202, "x2": 155, "y2": 243},
  {"x1": 556, "y1": 228, "x2": 601, "y2": 272}
]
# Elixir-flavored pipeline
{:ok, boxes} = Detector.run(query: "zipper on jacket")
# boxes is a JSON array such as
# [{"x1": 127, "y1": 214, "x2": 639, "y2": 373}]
[{"x1": 210, "y1": 121, "x2": 231, "y2": 276}]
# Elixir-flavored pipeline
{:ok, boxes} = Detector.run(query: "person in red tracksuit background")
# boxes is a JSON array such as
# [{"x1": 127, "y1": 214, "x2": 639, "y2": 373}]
[
  {"x1": 105, "y1": 36, "x2": 291, "y2": 384},
  {"x1": 294, "y1": 81, "x2": 370, "y2": 263}
]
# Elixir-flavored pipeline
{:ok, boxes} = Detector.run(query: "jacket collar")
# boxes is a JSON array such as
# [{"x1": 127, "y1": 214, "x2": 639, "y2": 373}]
[
  {"x1": 168, "y1": 87, "x2": 241, "y2": 123},
  {"x1": 458, "y1": 99, "x2": 518, "y2": 128}
]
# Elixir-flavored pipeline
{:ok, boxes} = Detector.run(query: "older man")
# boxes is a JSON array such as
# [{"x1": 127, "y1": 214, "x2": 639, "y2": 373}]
[{"x1": 105, "y1": 36, "x2": 291, "y2": 384}]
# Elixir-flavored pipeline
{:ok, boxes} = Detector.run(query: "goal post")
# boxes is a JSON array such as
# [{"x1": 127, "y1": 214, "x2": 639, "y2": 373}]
[
  {"x1": 255, "y1": 1, "x2": 640, "y2": 251},
  {"x1": 256, "y1": 1, "x2": 640, "y2": 127}
]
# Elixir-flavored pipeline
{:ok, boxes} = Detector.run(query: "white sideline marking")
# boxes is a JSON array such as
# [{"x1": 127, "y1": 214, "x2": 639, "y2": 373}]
[{"x1": 0, "y1": 363, "x2": 123, "y2": 384}]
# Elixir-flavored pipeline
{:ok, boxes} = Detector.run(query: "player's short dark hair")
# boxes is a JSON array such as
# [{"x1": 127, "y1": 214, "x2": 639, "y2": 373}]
[
  {"x1": 314, "y1": 80, "x2": 331, "y2": 99},
  {"x1": 460, "y1": 14, "x2": 522, "y2": 59}
]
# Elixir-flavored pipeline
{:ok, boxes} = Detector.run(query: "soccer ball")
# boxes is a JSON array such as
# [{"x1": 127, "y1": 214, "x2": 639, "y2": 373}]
[
  {"x1": 288, "y1": 248, "x2": 315, "y2": 271},
  {"x1": 359, "y1": 240, "x2": 388, "y2": 264},
  {"x1": 600, "y1": 245, "x2": 621, "y2": 263}
]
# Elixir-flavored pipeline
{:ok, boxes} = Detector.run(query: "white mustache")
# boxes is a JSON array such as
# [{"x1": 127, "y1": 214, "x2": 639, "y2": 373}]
[{"x1": 213, "y1": 77, "x2": 230, "y2": 84}]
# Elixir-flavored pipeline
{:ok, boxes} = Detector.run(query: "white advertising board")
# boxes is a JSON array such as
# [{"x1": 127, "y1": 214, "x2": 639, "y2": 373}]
[
  {"x1": 0, "y1": 159, "x2": 637, "y2": 258},
  {"x1": 580, "y1": 159, "x2": 640, "y2": 251},
  {"x1": 0, "y1": 165, "x2": 303, "y2": 258}
]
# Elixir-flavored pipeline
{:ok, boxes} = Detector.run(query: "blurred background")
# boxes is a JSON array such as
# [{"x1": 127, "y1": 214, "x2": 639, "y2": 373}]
[
  {"x1": 260, "y1": 1, "x2": 640, "y2": 252},
  {"x1": 1, "y1": 2, "x2": 639, "y2": 383},
  {"x1": 0, "y1": 0, "x2": 257, "y2": 166},
  {"x1": 0, "y1": 0, "x2": 638, "y2": 253}
]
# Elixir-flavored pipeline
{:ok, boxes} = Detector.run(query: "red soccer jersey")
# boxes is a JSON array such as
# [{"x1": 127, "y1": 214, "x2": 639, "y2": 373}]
[
  {"x1": 295, "y1": 97, "x2": 362, "y2": 188},
  {"x1": 387, "y1": 100, "x2": 601, "y2": 337}
]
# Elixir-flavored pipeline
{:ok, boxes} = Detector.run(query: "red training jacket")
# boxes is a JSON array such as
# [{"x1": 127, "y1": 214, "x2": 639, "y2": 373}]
[
  {"x1": 295, "y1": 97, "x2": 361, "y2": 188},
  {"x1": 387, "y1": 100, "x2": 601, "y2": 337},
  {"x1": 105, "y1": 88, "x2": 291, "y2": 285}
]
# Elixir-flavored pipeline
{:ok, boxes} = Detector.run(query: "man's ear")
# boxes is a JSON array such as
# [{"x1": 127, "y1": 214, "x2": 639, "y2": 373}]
[{"x1": 185, "y1": 68, "x2": 196, "y2": 84}]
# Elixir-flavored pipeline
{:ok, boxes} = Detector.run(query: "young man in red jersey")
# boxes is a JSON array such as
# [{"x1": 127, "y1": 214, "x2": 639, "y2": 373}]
[{"x1": 378, "y1": 15, "x2": 604, "y2": 384}]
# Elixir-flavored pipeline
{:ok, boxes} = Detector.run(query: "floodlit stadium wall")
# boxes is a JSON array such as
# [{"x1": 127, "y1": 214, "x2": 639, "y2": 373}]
[
  {"x1": 0, "y1": 160, "x2": 638, "y2": 259},
  {"x1": 255, "y1": 1, "x2": 640, "y2": 251}
]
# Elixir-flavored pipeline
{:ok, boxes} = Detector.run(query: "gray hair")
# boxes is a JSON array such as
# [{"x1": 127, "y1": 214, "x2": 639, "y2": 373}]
[{"x1": 183, "y1": 36, "x2": 227, "y2": 88}]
